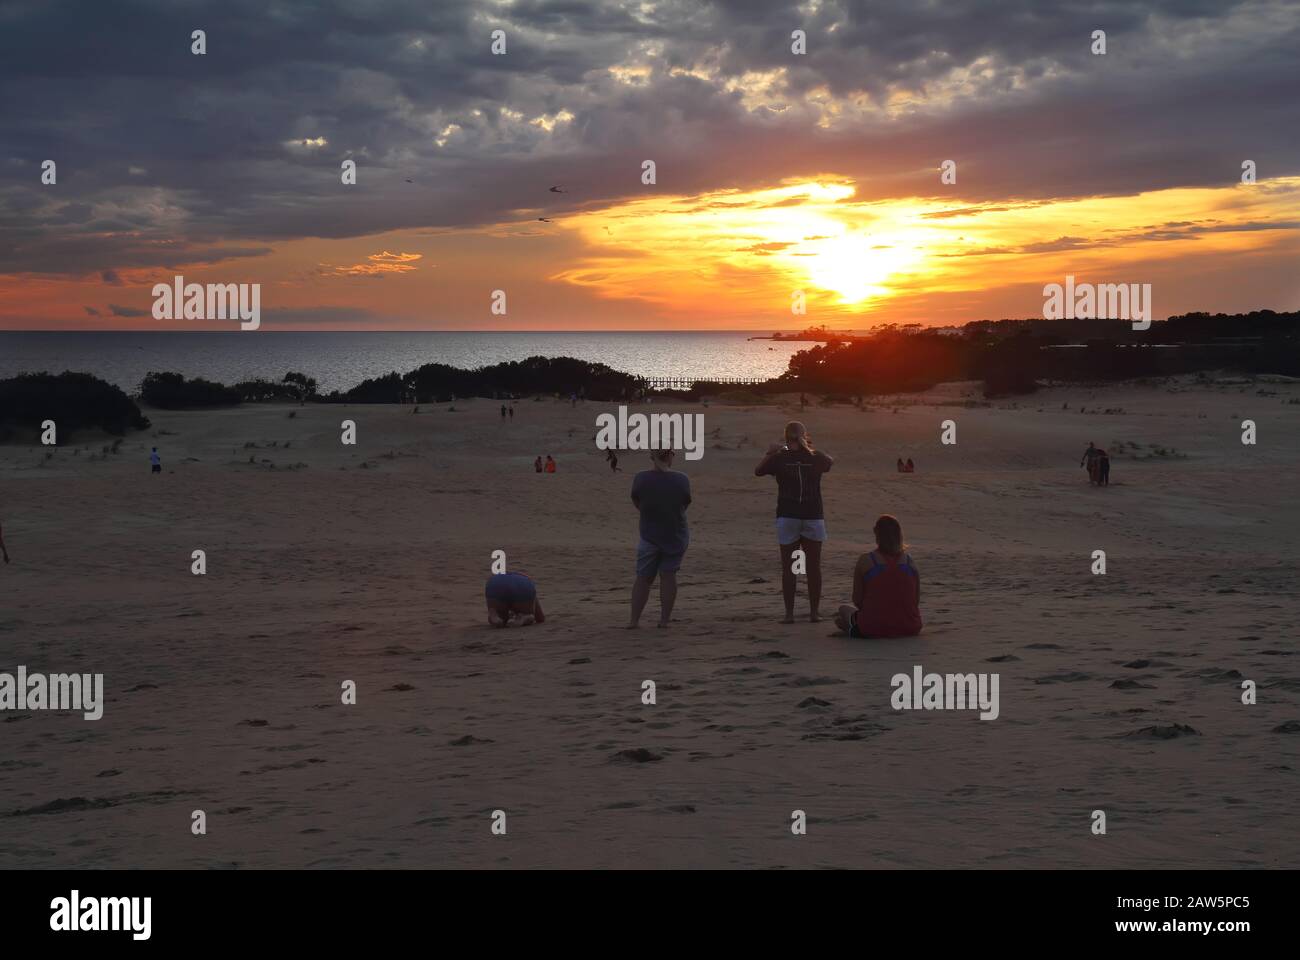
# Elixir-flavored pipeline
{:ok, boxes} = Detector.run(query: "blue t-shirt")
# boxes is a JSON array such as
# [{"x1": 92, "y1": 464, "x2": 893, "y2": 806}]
[{"x1": 631, "y1": 469, "x2": 691, "y2": 554}]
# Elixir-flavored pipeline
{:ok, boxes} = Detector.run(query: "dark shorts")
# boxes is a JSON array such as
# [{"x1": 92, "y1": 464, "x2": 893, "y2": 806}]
[
  {"x1": 151, "y1": 464, "x2": 161, "y2": 473},
  {"x1": 636, "y1": 539, "x2": 685, "y2": 579},
  {"x1": 485, "y1": 573, "x2": 536, "y2": 607}
]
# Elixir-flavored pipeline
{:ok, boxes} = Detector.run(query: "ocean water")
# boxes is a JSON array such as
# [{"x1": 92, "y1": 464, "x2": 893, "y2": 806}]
[{"x1": 0, "y1": 332, "x2": 806, "y2": 393}]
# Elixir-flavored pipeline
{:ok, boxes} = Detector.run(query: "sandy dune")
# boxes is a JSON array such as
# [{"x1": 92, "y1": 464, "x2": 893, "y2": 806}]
[{"x1": 1, "y1": 378, "x2": 1297, "y2": 868}]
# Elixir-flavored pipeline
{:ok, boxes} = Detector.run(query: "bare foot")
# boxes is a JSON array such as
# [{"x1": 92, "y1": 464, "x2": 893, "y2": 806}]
[
  {"x1": 781, "y1": 614, "x2": 796, "y2": 624},
  {"x1": 624, "y1": 622, "x2": 640, "y2": 629},
  {"x1": 809, "y1": 613, "x2": 822, "y2": 623},
  {"x1": 656, "y1": 621, "x2": 670, "y2": 629}
]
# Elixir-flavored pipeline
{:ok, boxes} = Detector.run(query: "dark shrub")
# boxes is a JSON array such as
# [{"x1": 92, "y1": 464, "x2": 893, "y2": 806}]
[
  {"x1": 140, "y1": 371, "x2": 241, "y2": 408},
  {"x1": 0, "y1": 371, "x2": 150, "y2": 440}
]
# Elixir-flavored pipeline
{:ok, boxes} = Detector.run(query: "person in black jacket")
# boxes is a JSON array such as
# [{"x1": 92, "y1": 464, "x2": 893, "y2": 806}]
[{"x1": 754, "y1": 421, "x2": 833, "y2": 623}]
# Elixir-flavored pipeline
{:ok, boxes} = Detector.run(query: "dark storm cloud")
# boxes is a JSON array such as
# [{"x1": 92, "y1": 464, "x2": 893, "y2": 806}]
[{"x1": 1, "y1": 0, "x2": 1297, "y2": 277}]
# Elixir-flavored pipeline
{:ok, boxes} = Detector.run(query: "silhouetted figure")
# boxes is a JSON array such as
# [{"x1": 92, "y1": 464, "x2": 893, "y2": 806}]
[
  {"x1": 1081, "y1": 442, "x2": 1101, "y2": 485},
  {"x1": 905, "y1": 458, "x2": 915, "y2": 473},
  {"x1": 755, "y1": 421, "x2": 833, "y2": 623},
  {"x1": 545, "y1": 455, "x2": 556, "y2": 473},
  {"x1": 1, "y1": 520, "x2": 10, "y2": 564},
  {"x1": 1098, "y1": 449, "x2": 1111, "y2": 486},
  {"x1": 150, "y1": 447, "x2": 161, "y2": 474},
  {"x1": 534, "y1": 456, "x2": 543, "y2": 473},
  {"x1": 500, "y1": 404, "x2": 507, "y2": 420},
  {"x1": 896, "y1": 458, "x2": 905, "y2": 473},
  {"x1": 628, "y1": 449, "x2": 691, "y2": 629}
]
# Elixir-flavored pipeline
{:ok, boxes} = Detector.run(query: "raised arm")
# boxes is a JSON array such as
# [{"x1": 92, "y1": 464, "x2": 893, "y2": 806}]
[{"x1": 754, "y1": 444, "x2": 782, "y2": 476}]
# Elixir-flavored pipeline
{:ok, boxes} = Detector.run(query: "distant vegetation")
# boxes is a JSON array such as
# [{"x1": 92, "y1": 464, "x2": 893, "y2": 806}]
[
  {"x1": 325, "y1": 356, "x2": 641, "y2": 403},
  {"x1": 0, "y1": 371, "x2": 150, "y2": 440},
  {"x1": 778, "y1": 310, "x2": 1300, "y2": 397},
  {"x1": 141, "y1": 371, "x2": 318, "y2": 407},
  {"x1": 140, "y1": 371, "x2": 241, "y2": 408}
]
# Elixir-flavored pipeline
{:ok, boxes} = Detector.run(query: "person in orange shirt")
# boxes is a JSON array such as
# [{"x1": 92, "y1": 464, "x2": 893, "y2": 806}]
[{"x1": 545, "y1": 455, "x2": 556, "y2": 473}]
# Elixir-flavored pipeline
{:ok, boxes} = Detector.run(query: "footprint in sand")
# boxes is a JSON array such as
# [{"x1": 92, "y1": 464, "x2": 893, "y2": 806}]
[
  {"x1": 610, "y1": 748, "x2": 662, "y2": 763},
  {"x1": 1118, "y1": 723, "x2": 1200, "y2": 739}
]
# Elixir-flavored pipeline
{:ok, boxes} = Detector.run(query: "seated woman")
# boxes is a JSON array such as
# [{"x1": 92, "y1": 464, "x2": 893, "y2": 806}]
[
  {"x1": 485, "y1": 571, "x2": 546, "y2": 627},
  {"x1": 834, "y1": 515, "x2": 922, "y2": 638}
]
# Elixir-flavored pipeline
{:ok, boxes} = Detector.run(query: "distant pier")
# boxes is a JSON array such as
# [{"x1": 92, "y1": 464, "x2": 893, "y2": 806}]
[{"x1": 642, "y1": 376, "x2": 771, "y2": 390}]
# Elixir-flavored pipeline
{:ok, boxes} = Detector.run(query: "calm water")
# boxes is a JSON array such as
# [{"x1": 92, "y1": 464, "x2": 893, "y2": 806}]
[{"x1": 0, "y1": 332, "x2": 805, "y2": 393}]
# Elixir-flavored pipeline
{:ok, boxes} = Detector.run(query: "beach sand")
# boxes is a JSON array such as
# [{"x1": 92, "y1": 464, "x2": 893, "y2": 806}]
[{"x1": 2, "y1": 378, "x2": 1297, "y2": 868}]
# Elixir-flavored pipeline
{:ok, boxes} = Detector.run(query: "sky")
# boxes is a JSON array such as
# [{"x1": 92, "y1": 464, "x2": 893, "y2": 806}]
[{"x1": 1, "y1": 0, "x2": 1298, "y2": 331}]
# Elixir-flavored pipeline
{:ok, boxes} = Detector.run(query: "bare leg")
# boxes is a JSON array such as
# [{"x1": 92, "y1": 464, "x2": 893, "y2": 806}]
[
  {"x1": 658, "y1": 570, "x2": 678, "y2": 627},
  {"x1": 779, "y1": 541, "x2": 798, "y2": 623},
  {"x1": 835, "y1": 604, "x2": 856, "y2": 634},
  {"x1": 802, "y1": 537, "x2": 823, "y2": 621},
  {"x1": 628, "y1": 575, "x2": 654, "y2": 628}
]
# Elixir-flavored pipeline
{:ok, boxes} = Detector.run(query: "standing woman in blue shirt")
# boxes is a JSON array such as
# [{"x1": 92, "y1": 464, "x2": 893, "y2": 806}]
[{"x1": 627, "y1": 448, "x2": 692, "y2": 629}]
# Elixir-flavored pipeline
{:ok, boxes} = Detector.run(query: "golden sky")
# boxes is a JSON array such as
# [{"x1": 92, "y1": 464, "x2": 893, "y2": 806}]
[{"x1": 7, "y1": 175, "x2": 1297, "y2": 331}]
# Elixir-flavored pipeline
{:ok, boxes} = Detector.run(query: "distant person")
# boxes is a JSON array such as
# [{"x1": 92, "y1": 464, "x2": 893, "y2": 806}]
[
  {"x1": 799, "y1": 392, "x2": 808, "y2": 410},
  {"x1": 896, "y1": 458, "x2": 905, "y2": 473},
  {"x1": 485, "y1": 572, "x2": 545, "y2": 627},
  {"x1": 1, "y1": 520, "x2": 9, "y2": 564},
  {"x1": 150, "y1": 447, "x2": 161, "y2": 474},
  {"x1": 1098, "y1": 448, "x2": 1111, "y2": 486},
  {"x1": 905, "y1": 458, "x2": 915, "y2": 473},
  {"x1": 1080, "y1": 442, "x2": 1101, "y2": 485},
  {"x1": 755, "y1": 421, "x2": 833, "y2": 623},
  {"x1": 628, "y1": 449, "x2": 692, "y2": 628},
  {"x1": 834, "y1": 515, "x2": 922, "y2": 639},
  {"x1": 534, "y1": 456, "x2": 543, "y2": 473},
  {"x1": 508, "y1": 404, "x2": 515, "y2": 420},
  {"x1": 606, "y1": 449, "x2": 621, "y2": 472},
  {"x1": 500, "y1": 404, "x2": 507, "y2": 421},
  {"x1": 545, "y1": 455, "x2": 556, "y2": 473}
]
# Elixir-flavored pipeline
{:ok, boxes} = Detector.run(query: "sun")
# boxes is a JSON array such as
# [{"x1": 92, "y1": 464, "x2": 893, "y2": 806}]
[{"x1": 798, "y1": 231, "x2": 926, "y2": 304}]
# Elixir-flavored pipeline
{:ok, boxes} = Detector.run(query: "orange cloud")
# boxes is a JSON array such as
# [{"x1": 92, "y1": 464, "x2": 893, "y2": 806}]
[{"x1": 318, "y1": 250, "x2": 425, "y2": 278}]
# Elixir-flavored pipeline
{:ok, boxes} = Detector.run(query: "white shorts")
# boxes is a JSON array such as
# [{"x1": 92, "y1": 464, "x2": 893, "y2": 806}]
[{"x1": 776, "y1": 517, "x2": 827, "y2": 545}]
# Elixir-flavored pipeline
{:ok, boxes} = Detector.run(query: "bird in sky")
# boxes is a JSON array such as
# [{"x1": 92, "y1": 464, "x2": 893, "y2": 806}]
[
  {"x1": 548, "y1": 185, "x2": 567, "y2": 193},
  {"x1": 537, "y1": 217, "x2": 553, "y2": 222}
]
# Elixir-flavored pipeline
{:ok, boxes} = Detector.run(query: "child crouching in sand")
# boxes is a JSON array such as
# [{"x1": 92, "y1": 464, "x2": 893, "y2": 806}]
[
  {"x1": 485, "y1": 572, "x2": 546, "y2": 627},
  {"x1": 834, "y1": 515, "x2": 922, "y2": 638}
]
